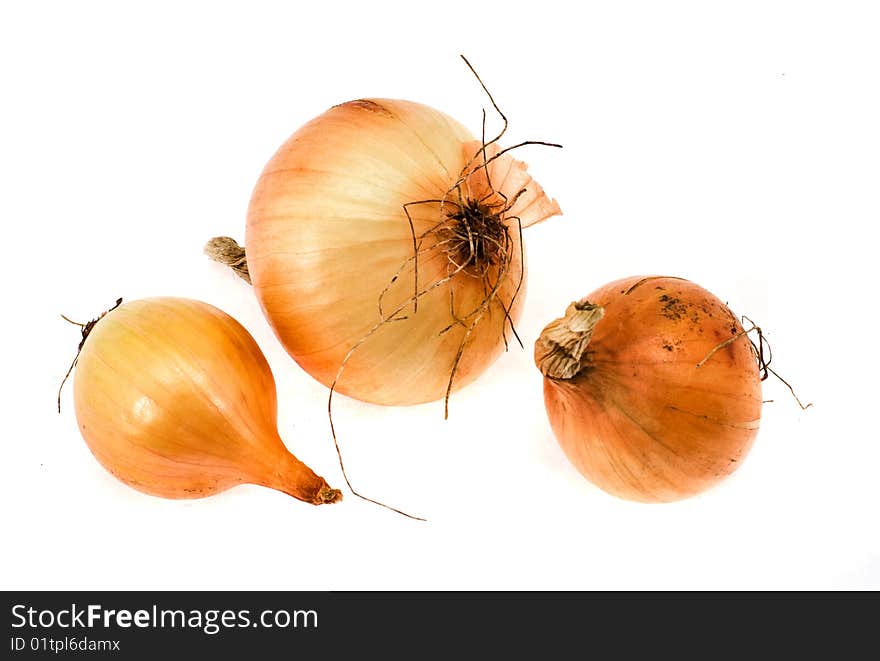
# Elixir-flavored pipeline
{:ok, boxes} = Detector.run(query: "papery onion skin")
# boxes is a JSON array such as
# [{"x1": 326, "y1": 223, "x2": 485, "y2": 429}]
[
  {"x1": 246, "y1": 98, "x2": 561, "y2": 406},
  {"x1": 73, "y1": 297, "x2": 340, "y2": 505},
  {"x1": 535, "y1": 276, "x2": 761, "y2": 503}
]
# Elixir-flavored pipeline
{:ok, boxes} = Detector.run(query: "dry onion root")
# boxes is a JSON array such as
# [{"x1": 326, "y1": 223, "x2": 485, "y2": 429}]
[
  {"x1": 63, "y1": 297, "x2": 341, "y2": 505},
  {"x1": 535, "y1": 276, "x2": 764, "y2": 503},
  {"x1": 206, "y1": 64, "x2": 562, "y2": 518}
]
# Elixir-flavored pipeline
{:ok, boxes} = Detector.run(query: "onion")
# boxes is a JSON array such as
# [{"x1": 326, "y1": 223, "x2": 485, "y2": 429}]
[
  {"x1": 68, "y1": 297, "x2": 341, "y2": 505},
  {"x1": 237, "y1": 97, "x2": 561, "y2": 407},
  {"x1": 534, "y1": 276, "x2": 762, "y2": 503}
]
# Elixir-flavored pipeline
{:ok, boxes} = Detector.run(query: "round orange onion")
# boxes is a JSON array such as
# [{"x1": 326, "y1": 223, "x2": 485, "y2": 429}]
[
  {"x1": 72, "y1": 297, "x2": 340, "y2": 505},
  {"x1": 534, "y1": 276, "x2": 762, "y2": 502},
  {"x1": 245, "y1": 98, "x2": 561, "y2": 406}
]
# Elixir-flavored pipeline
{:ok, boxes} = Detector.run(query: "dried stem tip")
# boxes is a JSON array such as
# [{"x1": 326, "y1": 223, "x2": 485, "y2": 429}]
[
  {"x1": 204, "y1": 237, "x2": 251, "y2": 284},
  {"x1": 534, "y1": 300, "x2": 605, "y2": 380},
  {"x1": 315, "y1": 486, "x2": 343, "y2": 505}
]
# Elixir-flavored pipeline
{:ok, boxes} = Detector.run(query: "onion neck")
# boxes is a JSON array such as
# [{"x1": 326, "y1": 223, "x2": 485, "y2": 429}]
[
  {"x1": 204, "y1": 237, "x2": 251, "y2": 284},
  {"x1": 259, "y1": 450, "x2": 342, "y2": 506},
  {"x1": 534, "y1": 299, "x2": 605, "y2": 380}
]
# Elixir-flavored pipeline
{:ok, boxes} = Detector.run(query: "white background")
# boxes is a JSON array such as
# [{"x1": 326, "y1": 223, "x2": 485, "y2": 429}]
[{"x1": 3, "y1": 1, "x2": 878, "y2": 589}]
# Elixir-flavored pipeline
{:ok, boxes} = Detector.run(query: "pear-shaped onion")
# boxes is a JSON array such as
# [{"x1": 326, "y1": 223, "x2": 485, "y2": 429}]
[
  {"x1": 245, "y1": 98, "x2": 561, "y2": 406},
  {"x1": 72, "y1": 297, "x2": 340, "y2": 505},
  {"x1": 535, "y1": 276, "x2": 762, "y2": 503}
]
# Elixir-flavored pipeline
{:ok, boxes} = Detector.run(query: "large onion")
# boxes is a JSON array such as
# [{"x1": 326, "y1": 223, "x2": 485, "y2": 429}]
[
  {"x1": 535, "y1": 276, "x2": 762, "y2": 502},
  {"x1": 244, "y1": 98, "x2": 561, "y2": 406}
]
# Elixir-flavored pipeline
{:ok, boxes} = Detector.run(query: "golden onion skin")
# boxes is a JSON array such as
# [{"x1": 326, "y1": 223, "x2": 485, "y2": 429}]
[
  {"x1": 539, "y1": 276, "x2": 762, "y2": 503},
  {"x1": 73, "y1": 297, "x2": 338, "y2": 504},
  {"x1": 246, "y1": 98, "x2": 560, "y2": 406}
]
